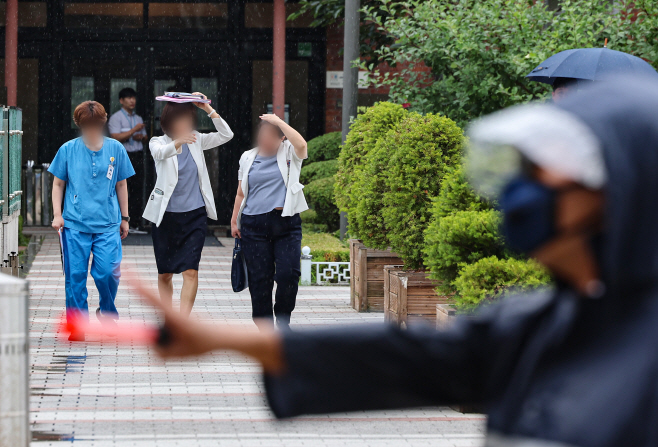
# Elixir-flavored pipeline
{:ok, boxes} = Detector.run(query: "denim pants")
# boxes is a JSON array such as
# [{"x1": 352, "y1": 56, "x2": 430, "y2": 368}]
[
  {"x1": 61, "y1": 228, "x2": 122, "y2": 322},
  {"x1": 240, "y1": 210, "x2": 302, "y2": 323}
]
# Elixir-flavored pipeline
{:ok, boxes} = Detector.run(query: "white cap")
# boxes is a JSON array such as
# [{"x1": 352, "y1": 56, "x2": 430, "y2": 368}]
[{"x1": 466, "y1": 104, "x2": 607, "y2": 198}]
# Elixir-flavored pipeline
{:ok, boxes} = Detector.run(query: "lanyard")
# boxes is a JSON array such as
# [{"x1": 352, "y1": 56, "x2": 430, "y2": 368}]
[{"x1": 121, "y1": 108, "x2": 135, "y2": 129}]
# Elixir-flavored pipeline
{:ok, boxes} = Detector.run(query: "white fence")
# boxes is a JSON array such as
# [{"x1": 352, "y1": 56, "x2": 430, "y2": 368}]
[{"x1": 300, "y1": 246, "x2": 351, "y2": 285}]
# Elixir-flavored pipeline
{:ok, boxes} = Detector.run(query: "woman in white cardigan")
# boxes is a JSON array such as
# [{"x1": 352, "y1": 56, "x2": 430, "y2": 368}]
[
  {"x1": 143, "y1": 93, "x2": 233, "y2": 316},
  {"x1": 230, "y1": 114, "x2": 308, "y2": 330}
]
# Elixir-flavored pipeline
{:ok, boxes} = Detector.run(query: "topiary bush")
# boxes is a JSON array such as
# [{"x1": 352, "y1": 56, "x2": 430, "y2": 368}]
[
  {"x1": 300, "y1": 159, "x2": 339, "y2": 184},
  {"x1": 306, "y1": 131, "x2": 342, "y2": 164},
  {"x1": 304, "y1": 175, "x2": 340, "y2": 232},
  {"x1": 453, "y1": 256, "x2": 551, "y2": 311},
  {"x1": 334, "y1": 102, "x2": 407, "y2": 236},
  {"x1": 424, "y1": 209, "x2": 507, "y2": 288},
  {"x1": 352, "y1": 126, "x2": 400, "y2": 249},
  {"x1": 381, "y1": 113, "x2": 464, "y2": 268},
  {"x1": 432, "y1": 164, "x2": 491, "y2": 219},
  {"x1": 302, "y1": 232, "x2": 350, "y2": 263}
]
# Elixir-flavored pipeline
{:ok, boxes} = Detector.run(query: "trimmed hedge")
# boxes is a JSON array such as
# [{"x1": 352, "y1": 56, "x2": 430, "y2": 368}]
[
  {"x1": 381, "y1": 113, "x2": 464, "y2": 269},
  {"x1": 300, "y1": 159, "x2": 339, "y2": 184},
  {"x1": 305, "y1": 175, "x2": 340, "y2": 232},
  {"x1": 302, "y1": 231, "x2": 349, "y2": 263},
  {"x1": 424, "y1": 209, "x2": 506, "y2": 288},
  {"x1": 352, "y1": 127, "x2": 399, "y2": 249},
  {"x1": 334, "y1": 102, "x2": 407, "y2": 233},
  {"x1": 453, "y1": 256, "x2": 551, "y2": 310},
  {"x1": 432, "y1": 164, "x2": 490, "y2": 219},
  {"x1": 307, "y1": 131, "x2": 342, "y2": 164}
]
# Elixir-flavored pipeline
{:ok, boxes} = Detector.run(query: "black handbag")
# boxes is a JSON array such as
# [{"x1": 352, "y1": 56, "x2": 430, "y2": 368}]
[{"x1": 231, "y1": 238, "x2": 249, "y2": 292}]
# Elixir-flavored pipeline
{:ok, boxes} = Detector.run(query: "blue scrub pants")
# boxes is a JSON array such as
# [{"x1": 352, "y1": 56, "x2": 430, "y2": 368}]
[{"x1": 61, "y1": 228, "x2": 122, "y2": 322}]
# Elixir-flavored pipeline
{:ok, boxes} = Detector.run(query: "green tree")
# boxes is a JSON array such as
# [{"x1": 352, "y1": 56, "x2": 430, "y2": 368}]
[
  {"x1": 288, "y1": 0, "x2": 404, "y2": 66},
  {"x1": 381, "y1": 113, "x2": 464, "y2": 268},
  {"x1": 363, "y1": 0, "x2": 658, "y2": 126},
  {"x1": 334, "y1": 102, "x2": 407, "y2": 238}
]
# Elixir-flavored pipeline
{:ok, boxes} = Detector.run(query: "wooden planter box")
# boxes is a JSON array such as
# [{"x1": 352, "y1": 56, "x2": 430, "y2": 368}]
[
  {"x1": 384, "y1": 268, "x2": 450, "y2": 327},
  {"x1": 436, "y1": 303, "x2": 457, "y2": 330},
  {"x1": 349, "y1": 239, "x2": 402, "y2": 312},
  {"x1": 436, "y1": 304, "x2": 484, "y2": 414}
]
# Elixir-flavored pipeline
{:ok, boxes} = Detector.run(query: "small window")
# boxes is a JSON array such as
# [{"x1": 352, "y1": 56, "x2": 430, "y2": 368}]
[
  {"x1": 64, "y1": 3, "x2": 143, "y2": 28},
  {"x1": 191, "y1": 78, "x2": 218, "y2": 130},
  {"x1": 153, "y1": 79, "x2": 176, "y2": 131},
  {"x1": 71, "y1": 77, "x2": 94, "y2": 128},
  {"x1": 245, "y1": 3, "x2": 314, "y2": 28},
  {"x1": 110, "y1": 79, "x2": 137, "y2": 115},
  {"x1": 0, "y1": 2, "x2": 47, "y2": 27},
  {"x1": 149, "y1": 3, "x2": 228, "y2": 29}
]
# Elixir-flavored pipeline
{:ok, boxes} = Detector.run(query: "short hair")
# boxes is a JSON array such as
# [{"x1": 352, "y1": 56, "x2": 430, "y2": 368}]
[
  {"x1": 119, "y1": 87, "x2": 137, "y2": 100},
  {"x1": 258, "y1": 120, "x2": 284, "y2": 137},
  {"x1": 553, "y1": 77, "x2": 578, "y2": 91},
  {"x1": 159, "y1": 102, "x2": 197, "y2": 135},
  {"x1": 73, "y1": 101, "x2": 107, "y2": 128}
]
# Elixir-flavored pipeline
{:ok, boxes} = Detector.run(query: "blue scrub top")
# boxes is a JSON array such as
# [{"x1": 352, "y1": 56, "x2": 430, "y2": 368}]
[{"x1": 49, "y1": 137, "x2": 135, "y2": 234}]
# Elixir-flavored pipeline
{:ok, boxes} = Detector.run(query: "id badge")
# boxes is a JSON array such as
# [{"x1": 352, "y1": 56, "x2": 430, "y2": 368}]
[{"x1": 107, "y1": 164, "x2": 114, "y2": 180}]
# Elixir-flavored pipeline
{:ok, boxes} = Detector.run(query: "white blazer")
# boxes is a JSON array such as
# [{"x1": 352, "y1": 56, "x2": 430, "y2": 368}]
[
  {"x1": 143, "y1": 117, "x2": 234, "y2": 227},
  {"x1": 236, "y1": 140, "x2": 308, "y2": 229}
]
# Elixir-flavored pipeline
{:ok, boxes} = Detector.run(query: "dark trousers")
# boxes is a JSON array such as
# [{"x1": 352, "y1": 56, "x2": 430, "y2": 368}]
[
  {"x1": 241, "y1": 210, "x2": 302, "y2": 323},
  {"x1": 127, "y1": 151, "x2": 144, "y2": 227}
]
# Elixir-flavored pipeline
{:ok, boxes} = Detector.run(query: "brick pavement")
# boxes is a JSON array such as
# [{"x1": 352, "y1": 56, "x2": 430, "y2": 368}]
[{"x1": 28, "y1": 235, "x2": 485, "y2": 446}]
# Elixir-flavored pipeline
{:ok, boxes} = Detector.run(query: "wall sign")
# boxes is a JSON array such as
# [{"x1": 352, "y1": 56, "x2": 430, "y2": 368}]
[{"x1": 326, "y1": 71, "x2": 369, "y2": 89}]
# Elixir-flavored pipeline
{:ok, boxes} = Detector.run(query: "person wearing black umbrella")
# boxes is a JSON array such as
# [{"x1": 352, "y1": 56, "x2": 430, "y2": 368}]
[{"x1": 137, "y1": 77, "x2": 658, "y2": 446}]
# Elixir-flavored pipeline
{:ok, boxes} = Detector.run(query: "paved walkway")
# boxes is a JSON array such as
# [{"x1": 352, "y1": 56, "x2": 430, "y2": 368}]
[{"x1": 28, "y1": 236, "x2": 485, "y2": 447}]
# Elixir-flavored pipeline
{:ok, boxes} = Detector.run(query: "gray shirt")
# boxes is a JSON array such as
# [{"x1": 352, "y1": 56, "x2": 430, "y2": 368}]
[
  {"x1": 166, "y1": 144, "x2": 206, "y2": 213},
  {"x1": 108, "y1": 109, "x2": 146, "y2": 153},
  {"x1": 242, "y1": 154, "x2": 286, "y2": 216}
]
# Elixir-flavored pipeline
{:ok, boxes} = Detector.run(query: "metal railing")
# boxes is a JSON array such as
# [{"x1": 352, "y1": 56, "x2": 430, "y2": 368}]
[
  {"x1": 300, "y1": 246, "x2": 351, "y2": 285},
  {"x1": 0, "y1": 107, "x2": 23, "y2": 261},
  {"x1": 22, "y1": 161, "x2": 52, "y2": 226}
]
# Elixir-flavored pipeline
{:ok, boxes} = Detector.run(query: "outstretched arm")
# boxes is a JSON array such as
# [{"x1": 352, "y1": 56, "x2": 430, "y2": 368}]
[
  {"x1": 136, "y1": 281, "x2": 530, "y2": 419},
  {"x1": 137, "y1": 282, "x2": 284, "y2": 373}
]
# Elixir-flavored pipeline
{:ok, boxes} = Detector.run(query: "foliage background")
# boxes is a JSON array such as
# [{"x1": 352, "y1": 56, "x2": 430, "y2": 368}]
[{"x1": 363, "y1": 0, "x2": 658, "y2": 126}]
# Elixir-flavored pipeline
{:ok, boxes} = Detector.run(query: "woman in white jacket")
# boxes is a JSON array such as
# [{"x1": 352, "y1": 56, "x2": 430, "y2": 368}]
[
  {"x1": 230, "y1": 114, "x2": 308, "y2": 331},
  {"x1": 143, "y1": 93, "x2": 233, "y2": 316}
]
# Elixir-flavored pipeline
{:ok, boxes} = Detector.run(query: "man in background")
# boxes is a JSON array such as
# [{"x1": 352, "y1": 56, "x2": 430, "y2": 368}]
[{"x1": 108, "y1": 87, "x2": 147, "y2": 233}]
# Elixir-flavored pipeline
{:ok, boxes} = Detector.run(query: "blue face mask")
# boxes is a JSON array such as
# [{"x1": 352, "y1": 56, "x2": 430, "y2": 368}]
[{"x1": 499, "y1": 177, "x2": 556, "y2": 254}]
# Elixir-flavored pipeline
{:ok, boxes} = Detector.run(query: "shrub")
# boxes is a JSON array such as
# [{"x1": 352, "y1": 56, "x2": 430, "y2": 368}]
[
  {"x1": 305, "y1": 175, "x2": 340, "y2": 231},
  {"x1": 302, "y1": 232, "x2": 349, "y2": 262},
  {"x1": 453, "y1": 256, "x2": 551, "y2": 310},
  {"x1": 334, "y1": 102, "x2": 407, "y2": 233},
  {"x1": 364, "y1": 0, "x2": 658, "y2": 126},
  {"x1": 301, "y1": 209, "x2": 318, "y2": 223},
  {"x1": 381, "y1": 113, "x2": 464, "y2": 268},
  {"x1": 300, "y1": 159, "x2": 339, "y2": 184},
  {"x1": 432, "y1": 164, "x2": 490, "y2": 219},
  {"x1": 352, "y1": 126, "x2": 399, "y2": 249},
  {"x1": 424, "y1": 210, "x2": 507, "y2": 288},
  {"x1": 306, "y1": 131, "x2": 342, "y2": 164}
]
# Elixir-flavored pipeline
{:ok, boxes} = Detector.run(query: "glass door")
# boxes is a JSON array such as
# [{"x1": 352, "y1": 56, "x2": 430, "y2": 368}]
[{"x1": 64, "y1": 44, "x2": 142, "y2": 142}]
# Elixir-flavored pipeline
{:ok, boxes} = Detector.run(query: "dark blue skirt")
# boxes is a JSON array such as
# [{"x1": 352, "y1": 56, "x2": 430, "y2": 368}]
[{"x1": 151, "y1": 206, "x2": 207, "y2": 274}]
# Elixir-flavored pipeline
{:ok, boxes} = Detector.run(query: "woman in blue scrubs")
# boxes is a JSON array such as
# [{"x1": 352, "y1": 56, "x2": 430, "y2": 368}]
[{"x1": 49, "y1": 101, "x2": 135, "y2": 342}]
